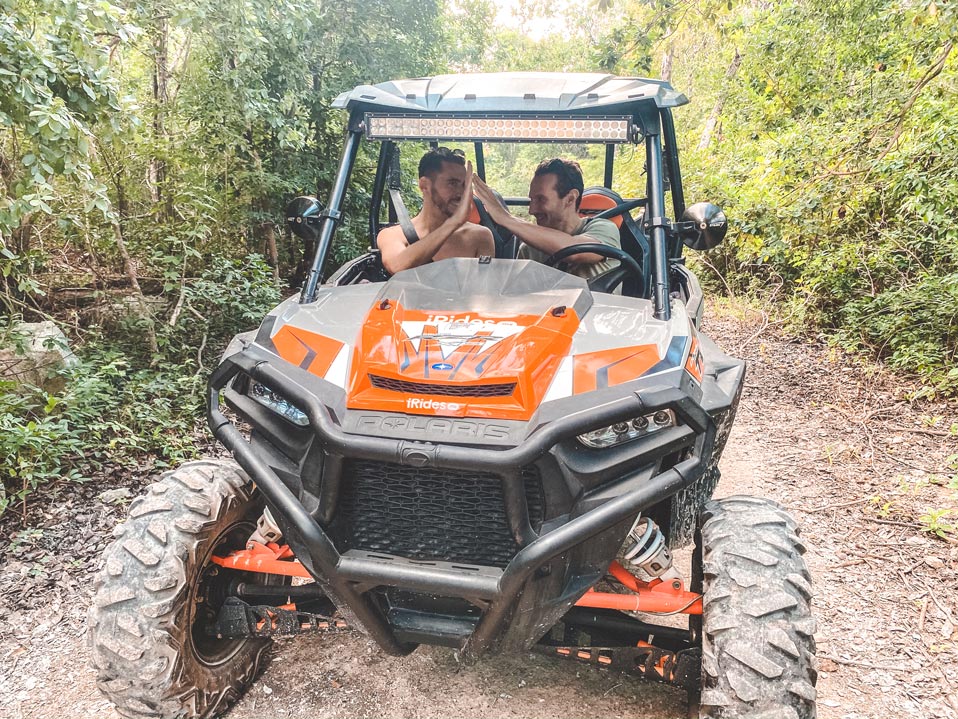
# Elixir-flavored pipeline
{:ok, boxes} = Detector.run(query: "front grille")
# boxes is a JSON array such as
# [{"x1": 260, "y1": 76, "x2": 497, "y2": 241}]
[
  {"x1": 368, "y1": 374, "x2": 516, "y2": 397},
  {"x1": 329, "y1": 460, "x2": 544, "y2": 567}
]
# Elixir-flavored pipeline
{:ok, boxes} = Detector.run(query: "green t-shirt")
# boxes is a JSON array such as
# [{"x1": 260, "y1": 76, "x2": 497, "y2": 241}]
[{"x1": 517, "y1": 217, "x2": 621, "y2": 279}]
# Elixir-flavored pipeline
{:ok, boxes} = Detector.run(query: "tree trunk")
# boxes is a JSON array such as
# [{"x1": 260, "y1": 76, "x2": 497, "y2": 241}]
[
  {"x1": 263, "y1": 222, "x2": 280, "y2": 286},
  {"x1": 661, "y1": 42, "x2": 674, "y2": 83},
  {"x1": 113, "y1": 221, "x2": 159, "y2": 355},
  {"x1": 149, "y1": 11, "x2": 170, "y2": 219},
  {"x1": 699, "y1": 50, "x2": 742, "y2": 151}
]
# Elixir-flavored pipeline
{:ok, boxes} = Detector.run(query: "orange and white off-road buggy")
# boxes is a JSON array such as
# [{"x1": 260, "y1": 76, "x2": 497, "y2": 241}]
[{"x1": 90, "y1": 73, "x2": 817, "y2": 719}]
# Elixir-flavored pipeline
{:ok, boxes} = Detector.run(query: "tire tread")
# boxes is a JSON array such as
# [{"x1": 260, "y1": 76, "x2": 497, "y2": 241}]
[
  {"x1": 698, "y1": 495, "x2": 817, "y2": 719},
  {"x1": 89, "y1": 459, "x2": 269, "y2": 719}
]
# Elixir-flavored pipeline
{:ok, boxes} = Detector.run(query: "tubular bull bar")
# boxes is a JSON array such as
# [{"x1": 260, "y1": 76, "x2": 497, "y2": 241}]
[{"x1": 207, "y1": 346, "x2": 717, "y2": 661}]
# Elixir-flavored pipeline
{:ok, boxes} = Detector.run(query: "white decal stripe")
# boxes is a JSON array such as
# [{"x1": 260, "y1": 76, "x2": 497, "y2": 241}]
[
  {"x1": 324, "y1": 344, "x2": 350, "y2": 388},
  {"x1": 542, "y1": 356, "x2": 574, "y2": 404}
]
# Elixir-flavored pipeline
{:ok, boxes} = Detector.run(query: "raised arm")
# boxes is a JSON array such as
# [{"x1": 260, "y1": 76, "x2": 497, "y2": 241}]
[{"x1": 472, "y1": 174, "x2": 610, "y2": 265}]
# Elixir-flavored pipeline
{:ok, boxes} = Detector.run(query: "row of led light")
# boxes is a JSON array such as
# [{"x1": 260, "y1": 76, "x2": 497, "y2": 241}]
[
  {"x1": 577, "y1": 409, "x2": 676, "y2": 449},
  {"x1": 251, "y1": 382, "x2": 309, "y2": 426},
  {"x1": 367, "y1": 116, "x2": 630, "y2": 142}
]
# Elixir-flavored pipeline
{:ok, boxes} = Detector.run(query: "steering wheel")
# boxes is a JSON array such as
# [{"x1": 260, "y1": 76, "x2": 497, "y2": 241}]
[{"x1": 544, "y1": 243, "x2": 644, "y2": 295}]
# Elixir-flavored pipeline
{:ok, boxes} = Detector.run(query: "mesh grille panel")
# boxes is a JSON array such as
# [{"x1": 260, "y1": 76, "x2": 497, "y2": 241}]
[
  {"x1": 368, "y1": 374, "x2": 517, "y2": 398},
  {"x1": 330, "y1": 461, "x2": 543, "y2": 567}
]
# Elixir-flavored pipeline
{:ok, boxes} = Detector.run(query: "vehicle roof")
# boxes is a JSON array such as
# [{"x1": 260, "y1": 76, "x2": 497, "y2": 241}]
[{"x1": 332, "y1": 72, "x2": 688, "y2": 115}]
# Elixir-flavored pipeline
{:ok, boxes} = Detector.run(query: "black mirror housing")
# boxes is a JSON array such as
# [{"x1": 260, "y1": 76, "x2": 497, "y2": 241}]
[
  {"x1": 286, "y1": 196, "x2": 324, "y2": 242},
  {"x1": 679, "y1": 202, "x2": 727, "y2": 250}
]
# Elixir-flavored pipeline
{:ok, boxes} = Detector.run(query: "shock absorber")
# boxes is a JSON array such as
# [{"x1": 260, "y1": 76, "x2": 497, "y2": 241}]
[
  {"x1": 619, "y1": 516, "x2": 681, "y2": 581},
  {"x1": 247, "y1": 507, "x2": 283, "y2": 548}
]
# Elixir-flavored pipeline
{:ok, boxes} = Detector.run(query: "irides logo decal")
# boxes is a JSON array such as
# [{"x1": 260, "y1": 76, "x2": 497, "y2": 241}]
[{"x1": 406, "y1": 398, "x2": 462, "y2": 411}]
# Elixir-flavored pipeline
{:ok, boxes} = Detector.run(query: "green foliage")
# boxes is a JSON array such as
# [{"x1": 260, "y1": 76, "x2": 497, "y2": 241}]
[
  {"x1": 919, "y1": 508, "x2": 957, "y2": 540},
  {"x1": 0, "y1": 0, "x2": 444, "y2": 518},
  {"x1": 613, "y1": 0, "x2": 958, "y2": 392},
  {"x1": 159, "y1": 253, "x2": 282, "y2": 364},
  {"x1": 0, "y1": 0, "x2": 134, "y2": 313}
]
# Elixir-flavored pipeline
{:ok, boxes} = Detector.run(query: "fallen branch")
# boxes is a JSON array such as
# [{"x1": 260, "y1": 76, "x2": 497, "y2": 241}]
[
  {"x1": 865, "y1": 517, "x2": 923, "y2": 530},
  {"x1": 924, "y1": 584, "x2": 956, "y2": 626},
  {"x1": 803, "y1": 497, "x2": 872, "y2": 514},
  {"x1": 892, "y1": 426, "x2": 957, "y2": 439},
  {"x1": 819, "y1": 653, "x2": 909, "y2": 672}
]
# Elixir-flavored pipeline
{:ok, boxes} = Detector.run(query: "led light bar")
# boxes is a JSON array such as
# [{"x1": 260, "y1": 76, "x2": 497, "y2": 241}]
[
  {"x1": 250, "y1": 382, "x2": 309, "y2": 427},
  {"x1": 364, "y1": 114, "x2": 634, "y2": 143},
  {"x1": 578, "y1": 410, "x2": 676, "y2": 449}
]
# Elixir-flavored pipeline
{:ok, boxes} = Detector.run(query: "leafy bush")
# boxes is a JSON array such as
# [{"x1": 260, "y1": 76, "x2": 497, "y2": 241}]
[
  {"x1": 0, "y1": 253, "x2": 282, "y2": 518},
  {"x1": 666, "y1": 0, "x2": 958, "y2": 392}
]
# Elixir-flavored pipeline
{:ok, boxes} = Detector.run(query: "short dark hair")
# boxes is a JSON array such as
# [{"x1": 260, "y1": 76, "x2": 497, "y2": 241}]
[
  {"x1": 418, "y1": 147, "x2": 466, "y2": 179},
  {"x1": 534, "y1": 158, "x2": 584, "y2": 209}
]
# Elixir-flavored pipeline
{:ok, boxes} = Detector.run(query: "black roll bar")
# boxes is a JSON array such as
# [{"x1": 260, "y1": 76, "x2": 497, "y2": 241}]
[
  {"x1": 301, "y1": 129, "x2": 362, "y2": 303},
  {"x1": 645, "y1": 129, "x2": 671, "y2": 322},
  {"x1": 368, "y1": 141, "x2": 393, "y2": 249}
]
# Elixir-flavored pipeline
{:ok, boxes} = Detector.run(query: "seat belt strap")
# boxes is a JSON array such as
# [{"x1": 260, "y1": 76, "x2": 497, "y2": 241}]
[{"x1": 388, "y1": 187, "x2": 420, "y2": 245}]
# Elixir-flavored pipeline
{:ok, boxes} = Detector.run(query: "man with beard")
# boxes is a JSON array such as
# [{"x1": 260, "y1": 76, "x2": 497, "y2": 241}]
[
  {"x1": 377, "y1": 147, "x2": 494, "y2": 274},
  {"x1": 472, "y1": 158, "x2": 620, "y2": 279}
]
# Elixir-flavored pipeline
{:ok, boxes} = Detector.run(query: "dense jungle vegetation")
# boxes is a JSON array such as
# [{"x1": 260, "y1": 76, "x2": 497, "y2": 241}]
[{"x1": 1, "y1": 0, "x2": 955, "y2": 515}]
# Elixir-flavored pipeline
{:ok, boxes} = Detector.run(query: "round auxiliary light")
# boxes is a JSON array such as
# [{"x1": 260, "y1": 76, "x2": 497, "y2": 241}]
[
  {"x1": 653, "y1": 410, "x2": 671, "y2": 426},
  {"x1": 612, "y1": 422, "x2": 630, "y2": 435},
  {"x1": 631, "y1": 416, "x2": 649, "y2": 431}
]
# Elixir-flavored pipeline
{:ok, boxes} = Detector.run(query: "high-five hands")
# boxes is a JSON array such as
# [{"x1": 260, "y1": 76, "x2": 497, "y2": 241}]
[
  {"x1": 450, "y1": 160, "x2": 474, "y2": 227},
  {"x1": 471, "y1": 173, "x2": 511, "y2": 225}
]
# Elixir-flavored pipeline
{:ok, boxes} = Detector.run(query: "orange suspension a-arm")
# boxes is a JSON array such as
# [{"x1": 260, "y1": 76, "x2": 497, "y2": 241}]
[
  {"x1": 573, "y1": 561, "x2": 702, "y2": 615},
  {"x1": 210, "y1": 541, "x2": 312, "y2": 578},
  {"x1": 210, "y1": 549, "x2": 702, "y2": 615}
]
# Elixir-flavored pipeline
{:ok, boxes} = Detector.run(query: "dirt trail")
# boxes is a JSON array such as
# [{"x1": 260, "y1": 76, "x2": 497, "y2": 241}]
[{"x1": 1, "y1": 302, "x2": 956, "y2": 719}]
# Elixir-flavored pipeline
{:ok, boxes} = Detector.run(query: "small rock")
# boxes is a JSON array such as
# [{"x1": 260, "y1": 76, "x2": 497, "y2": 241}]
[
  {"x1": 818, "y1": 657, "x2": 839, "y2": 672},
  {"x1": 821, "y1": 699, "x2": 840, "y2": 707},
  {"x1": 262, "y1": 684, "x2": 273, "y2": 695},
  {"x1": 923, "y1": 556, "x2": 944, "y2": 569},
  {"x1": 98, "y1": 488, "x2": 132, "y2": 504}
]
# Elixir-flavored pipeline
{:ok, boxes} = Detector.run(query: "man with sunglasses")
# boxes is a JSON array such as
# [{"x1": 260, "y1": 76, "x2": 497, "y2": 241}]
[
  {"x1": 378, "y1": 147, "x2": 494, "y2": 274},
  {"x1": 472, "y1": 158, "x2": 620, "y2": 279}
]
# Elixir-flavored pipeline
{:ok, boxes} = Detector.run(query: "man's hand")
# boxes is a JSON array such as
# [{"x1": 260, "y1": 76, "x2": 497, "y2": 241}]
[
  {"x1": 472, "y1": 174, "x2": 511, "y2": 225},
  {"x1": 449, "y1": 160, "x2": 474, "y2": 227}
]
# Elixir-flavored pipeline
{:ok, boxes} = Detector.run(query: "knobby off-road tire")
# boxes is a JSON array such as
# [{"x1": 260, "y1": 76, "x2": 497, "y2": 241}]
[
  {"x1": 89, "y1": 460, "x2": 274, "y2": 719},
  {"x1": 698, "y1": 496, "x2": 817, "y2": 719}
]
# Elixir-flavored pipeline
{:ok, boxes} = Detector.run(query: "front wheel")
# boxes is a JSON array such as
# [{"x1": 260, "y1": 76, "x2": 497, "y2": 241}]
[
  {"x1": 89, "y1": 460, "x2": 277, "y2": 719},
  {"x1": 697, "y1": 496, "x2": 817, "y2": 718}
]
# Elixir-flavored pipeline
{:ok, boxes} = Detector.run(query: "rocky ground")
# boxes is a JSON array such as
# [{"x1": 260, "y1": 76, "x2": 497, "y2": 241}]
[{"x1": 1, "y1": 300, "x2": 956, "y2": 719}]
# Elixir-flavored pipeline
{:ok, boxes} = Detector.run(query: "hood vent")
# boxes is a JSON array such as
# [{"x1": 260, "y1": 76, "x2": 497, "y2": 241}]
[{"x1": 369, "y1": 374, "x2": 516, "y2": 398}]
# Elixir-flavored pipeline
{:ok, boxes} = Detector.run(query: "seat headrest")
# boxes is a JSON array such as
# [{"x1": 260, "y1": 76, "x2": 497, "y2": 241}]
[
  {"x1": 468, "y1": 198, "x2": 481, "y2": 224},
  {"x1": 579, "y1": 188, "x2": 624, "y2": 228}
]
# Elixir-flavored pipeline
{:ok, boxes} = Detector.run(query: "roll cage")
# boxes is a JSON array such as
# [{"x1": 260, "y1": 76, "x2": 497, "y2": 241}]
[{"x1": 298, "y1": 73, "x2": 692, "y2": 322}]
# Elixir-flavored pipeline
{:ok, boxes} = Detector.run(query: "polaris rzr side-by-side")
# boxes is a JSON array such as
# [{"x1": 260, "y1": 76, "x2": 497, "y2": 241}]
[{"x1": 89, "y1": 73, "x2": 817, "y2": 719}]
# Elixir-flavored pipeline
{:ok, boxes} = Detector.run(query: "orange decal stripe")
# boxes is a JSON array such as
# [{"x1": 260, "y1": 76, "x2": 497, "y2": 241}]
[
  {"x1": 572, "y1": 344, "x2": 661, "y2": 395},
  {"x1": 684, "y1": 336, "x2": 703, "y2": 383},
  {"x1": 272, "y1": 325, "x2": 344, "y2": 378}
]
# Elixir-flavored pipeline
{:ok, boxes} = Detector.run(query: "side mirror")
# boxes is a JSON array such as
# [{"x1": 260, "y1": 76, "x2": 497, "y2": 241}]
[
  {"x1": 285, "y1": 196, "x2": 324, "y2": 241},
  {"x1": 679, "y1": 202, "x2": 727, "y2": 251}
]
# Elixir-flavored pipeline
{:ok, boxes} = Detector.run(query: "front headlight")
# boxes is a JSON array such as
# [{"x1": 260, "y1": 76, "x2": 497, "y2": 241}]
[
  {"x1": 250, "y1": 382, "x2": 309, "y2": 426},
  {"x1": 578, "y1": 409, "x2": 675, "y2": 449}
]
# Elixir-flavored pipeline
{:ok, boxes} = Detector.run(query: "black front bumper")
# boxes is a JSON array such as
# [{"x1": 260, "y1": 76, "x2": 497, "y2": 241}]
[{"x1": 208, "y1": 343, "x2": 743, "y2": 660}]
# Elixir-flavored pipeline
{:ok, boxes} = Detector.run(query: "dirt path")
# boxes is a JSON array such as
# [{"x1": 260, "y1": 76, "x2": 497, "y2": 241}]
[{"x1": 1, "y1": 301, "x2": 956, "y2": 719}]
